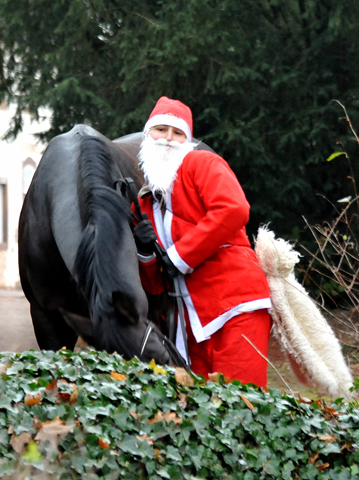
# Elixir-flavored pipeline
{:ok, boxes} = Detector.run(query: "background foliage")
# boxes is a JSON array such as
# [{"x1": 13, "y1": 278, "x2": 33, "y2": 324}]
[
  {"x1": 1, "y1": 349, "x2": 359, "y2": 479},
  {"x1": 1, "y1": 0, "x2": 359, "y2": 238}
]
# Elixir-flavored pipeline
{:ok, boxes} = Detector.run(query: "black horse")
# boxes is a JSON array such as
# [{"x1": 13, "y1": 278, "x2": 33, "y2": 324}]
[{"x1": 18, "y1": 125, "x2": 183, "y2": 365}]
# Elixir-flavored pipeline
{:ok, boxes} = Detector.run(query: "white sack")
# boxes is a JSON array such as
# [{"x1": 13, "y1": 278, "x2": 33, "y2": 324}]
[{"x1": 255, "y1": 226, "x2": 353, "y2": 399}]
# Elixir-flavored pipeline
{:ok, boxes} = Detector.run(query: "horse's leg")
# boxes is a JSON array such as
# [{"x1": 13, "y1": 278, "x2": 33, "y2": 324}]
[{"x1": 31, "y1": 303, "x2": 78, "y2": 351}]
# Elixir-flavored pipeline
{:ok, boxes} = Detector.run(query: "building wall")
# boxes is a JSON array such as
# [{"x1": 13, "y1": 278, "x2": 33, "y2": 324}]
[{"x1": 0, "y1": 103, "x2": 49, "y2": 288}]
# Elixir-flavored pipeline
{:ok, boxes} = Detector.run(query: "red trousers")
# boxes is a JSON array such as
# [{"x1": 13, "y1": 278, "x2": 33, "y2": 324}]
[{"x1": 187, "y1": 309, "x2": 271, "y2": 387}]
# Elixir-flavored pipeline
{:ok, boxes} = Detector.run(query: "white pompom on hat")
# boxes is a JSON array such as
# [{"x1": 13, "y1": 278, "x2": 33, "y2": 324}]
[{"x1": 144, "y1": 96, "x2": 193, "y2": 141}]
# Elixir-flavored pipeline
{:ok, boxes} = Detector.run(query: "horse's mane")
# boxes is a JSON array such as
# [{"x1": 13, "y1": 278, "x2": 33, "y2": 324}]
[
  {"x1": 74, "y1": 136, "x2": 133, "y2": 349},
  {"x1": 76, "y1": 135, "x2": 131, "y2": 223}
]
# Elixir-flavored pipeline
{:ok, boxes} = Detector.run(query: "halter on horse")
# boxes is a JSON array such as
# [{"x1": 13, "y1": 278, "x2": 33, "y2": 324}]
[{"x1": 18, "y1": 125, "x2": 184, "y2": 366}]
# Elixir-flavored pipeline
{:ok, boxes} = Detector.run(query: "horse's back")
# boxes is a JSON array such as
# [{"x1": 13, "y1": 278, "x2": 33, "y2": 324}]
[
  {"x1": 113, "y1": 132, "x2": 143, "y2": 163},
  {"x1": 113, "y1": 131, "x2": 213, "y2": 156}
]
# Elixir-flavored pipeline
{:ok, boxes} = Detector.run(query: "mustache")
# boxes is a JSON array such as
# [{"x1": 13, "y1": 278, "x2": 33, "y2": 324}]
[{"x1": 153, "y1": 138, "x2": 183, "y2": 148}]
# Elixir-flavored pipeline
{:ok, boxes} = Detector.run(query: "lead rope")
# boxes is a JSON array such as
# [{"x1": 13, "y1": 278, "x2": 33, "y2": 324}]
[
  {"x1": 168, "y1": 278, "x2": 190, "y2": 365},
  {"x1": 118, "y1": 177, "x2": 190, "y2": 366}
]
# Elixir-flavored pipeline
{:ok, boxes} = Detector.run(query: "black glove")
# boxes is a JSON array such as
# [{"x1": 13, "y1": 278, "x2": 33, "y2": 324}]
[
  {"x1": 134, "y1": 213, "x2": 157, "y2": 254},
  {"x1": 161, "y1": 253, "x2": 180, "y2": 278}
]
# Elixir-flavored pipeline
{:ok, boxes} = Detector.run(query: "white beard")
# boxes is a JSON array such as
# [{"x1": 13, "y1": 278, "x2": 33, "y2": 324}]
[{"x1": 138, "y1": 136, "x2": 195, "y2": 202}]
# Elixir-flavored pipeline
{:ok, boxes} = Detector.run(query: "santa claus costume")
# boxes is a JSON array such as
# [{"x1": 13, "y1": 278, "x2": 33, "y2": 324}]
[{"x1": 136, "y1": 96, "x2": 271, "y2": 387}]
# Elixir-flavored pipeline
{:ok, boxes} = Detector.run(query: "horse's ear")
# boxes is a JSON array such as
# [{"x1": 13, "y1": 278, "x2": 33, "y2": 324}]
[
  {"x1": 59, "y1": 308, "x2": 95, "y2": 344},
  {"x1": 112, "y1": 291, "x2": 139, "y2": 325}
]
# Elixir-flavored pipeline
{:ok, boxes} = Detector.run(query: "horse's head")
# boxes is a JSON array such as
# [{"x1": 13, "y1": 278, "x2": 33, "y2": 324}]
[{"x1": 60, "y1": 289, "x2": 185, "y2": 368}]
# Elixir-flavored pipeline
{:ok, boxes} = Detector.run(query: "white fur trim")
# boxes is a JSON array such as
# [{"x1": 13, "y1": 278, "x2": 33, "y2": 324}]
[
  {"x1": 202, "y1": 299, "x2": 272, "y2": 338},
  {"x1": 163, "y1": 196, "x2": 176, "y2": 248},
  {"x1": 176, "y1": 278, "x2": 271, "y2": 353},
  {"x1": 255, "y1": 226, "x2": 353, "y2": 399},
  {"x1": 178, "y1": 275, "x2": 206, "y2": 343},
  {"x1": 137, "y1": 252, "x2": 156, "y2": 263},
  {"x1": 144, "y1": 114, "x2": 192, "y2": 140},
  {"x1": 152, "y1": 201, "x2": 166, "y2": 246},
  {"x1": 167, "y1": 244, "x2": 194, "y2": 275}
]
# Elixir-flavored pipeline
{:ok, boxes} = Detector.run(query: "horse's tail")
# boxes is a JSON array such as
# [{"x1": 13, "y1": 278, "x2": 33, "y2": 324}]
[{"x1": 73, "y1": 135, "x2": 135, "y2": 351}]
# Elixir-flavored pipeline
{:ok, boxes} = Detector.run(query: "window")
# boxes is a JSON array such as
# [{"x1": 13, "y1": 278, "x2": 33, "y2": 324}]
[
  {"x1": 0, "y1": 179, "x2": 7, "y2": 247},
  {"x1": 23, "y1": 157, "x2": 36, "y2": 196}
]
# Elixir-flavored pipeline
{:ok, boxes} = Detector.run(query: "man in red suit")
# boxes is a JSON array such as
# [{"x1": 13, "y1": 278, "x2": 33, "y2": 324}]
[{"x1": 134, "y1": 96, "x2": 272, "y2": 387}]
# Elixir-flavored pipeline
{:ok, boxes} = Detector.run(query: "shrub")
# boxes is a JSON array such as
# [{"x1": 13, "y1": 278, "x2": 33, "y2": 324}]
[
  {"x1": 1, "y1": 349, "x2": 359, "y2": 479},
  {"x1": 299, "y1": 101, "x2": 359, "y2": 356}
]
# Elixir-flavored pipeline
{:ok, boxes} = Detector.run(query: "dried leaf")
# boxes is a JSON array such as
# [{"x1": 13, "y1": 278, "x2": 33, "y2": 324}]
[
  {"x1": 136, "y1": 434, "x2": 153, "y2": 445},
  {"x1": 58, "y1": 381, "x2": 78, "y2": 404},
  {"x1": 298, "y1": 396, "x2": 312, "y2": 404},
  {"x1": 316, "y1": 463, "x2": 330, "y2": 471},
  {"x1": 45, "y1": 379, "x2": 59, "y2": 396},
  {"x1": 148, "y1": 410, "x2": 182, "y2": 425},
  {"x1": 35, "y1": 417, "x2": 75, "y2": 449},
  {"x1": 154, "y1": 448, "x2": 163, "y2": 463},
  {"x1": 208, "y1": 372, "x2": 231, "y2": 384},
  {"x1": 323, "y1": 406, "x2": 339, "y2": 418},
  {"x1": 240, "y1": 395, "x2": 255, "y2": 411},
  {"x1": 0, "y1": 362, "x2": 7, "y2": 374},
  {"x1": 147, "y1": 411, "x2": 164, "y2": 425},
  {"x1": 175, "y1": 367, "x2": 194, "y2": 386},
  {"x1": 59, "y1": 379, "x2": 74, "y2": 385},
  {"x1": 111, "y1": 371, "x2": 127, "y2": 381},
  {"x1": 178, "y1": 393, "x2": 188, "y2": 409},
  {"x1": 10, "y1": 432, "x2": 32, "y2": 454},
  {"x1": 318, "y1": 434, "x2": 337, "y2": 443},
  {"x1": 33, "y1": 416, "x2": 41, "y2": 431},
  {"x1": 70, "y1": 387, "x2": 78, "y2": 404},
  {"x1": 308, "y1": 453, "x2": 319, "y2": 465},
  {"x1": 98, "y1": 438, "x2": 110, "y2": 449},
  {"x1": 59, "y1": 393, "x2": 71, "y2": 402},
  {"x1": 129, "y1": 410, "x2": 140, "y2": 420},
  {"x1": 163, "y1": 410, "x2": 182, "y2": 425}
]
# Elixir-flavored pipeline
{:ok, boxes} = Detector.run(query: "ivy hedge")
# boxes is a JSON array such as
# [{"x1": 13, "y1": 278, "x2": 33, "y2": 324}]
[{"x1": 0, "y1": 349, "x2": 359, "y2": 479}]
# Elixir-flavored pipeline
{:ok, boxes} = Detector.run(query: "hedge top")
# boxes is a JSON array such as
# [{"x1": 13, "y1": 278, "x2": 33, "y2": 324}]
[{"x1": 0, "y1": 349, "x2": 359, "y2": 479}]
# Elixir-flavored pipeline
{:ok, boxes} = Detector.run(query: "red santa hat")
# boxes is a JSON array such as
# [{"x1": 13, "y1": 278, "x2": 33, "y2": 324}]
[{"x1": 144, "y1": 96, "x2": 193, "y2": 141}]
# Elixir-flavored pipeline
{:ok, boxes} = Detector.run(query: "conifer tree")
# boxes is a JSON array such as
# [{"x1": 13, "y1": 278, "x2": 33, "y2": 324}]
[{"x1": 0, "y1": 0, "x2": 358, "y2": 237}]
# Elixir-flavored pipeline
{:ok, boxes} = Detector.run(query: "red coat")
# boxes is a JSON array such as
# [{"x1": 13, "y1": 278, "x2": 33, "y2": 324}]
[{"x1": 138, "y1": 149, "x2": 271, "y2": 348}]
